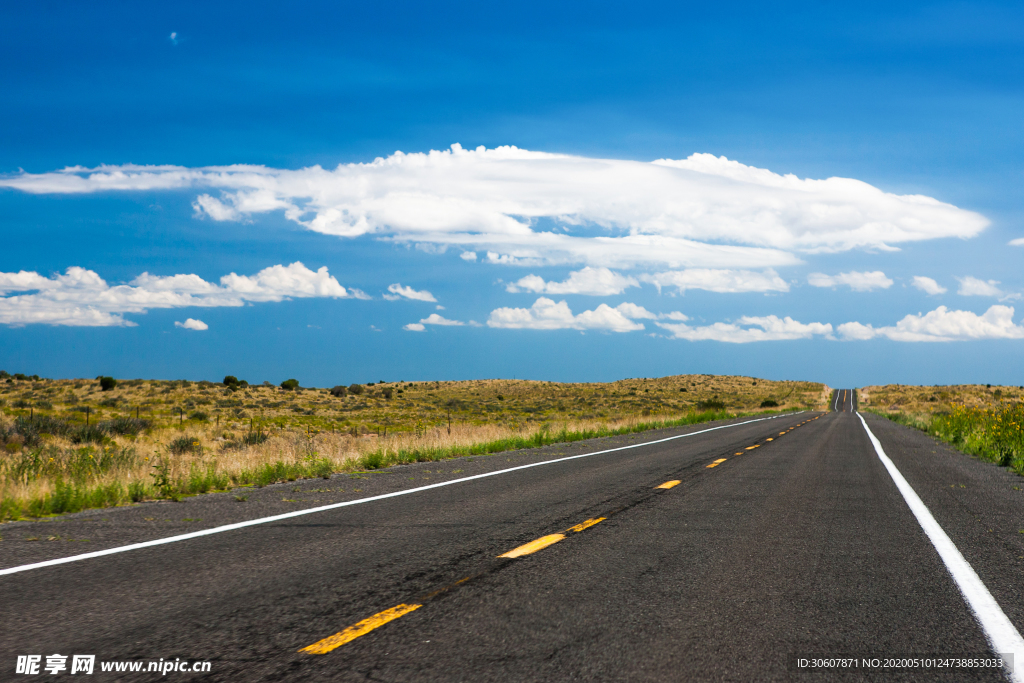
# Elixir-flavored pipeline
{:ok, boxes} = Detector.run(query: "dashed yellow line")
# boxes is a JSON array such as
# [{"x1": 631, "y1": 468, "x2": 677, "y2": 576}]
[
  {"x1": 299, "y1": 603, "x2": 422, "y2": 654},
  {"x1": 300, "y1": 414, "x2": 820, "y2": 656},
  {"x1": 567, "y1": 517, "x2": 606, "y2": 531},
  {"x1": 498, "y1": 533, "x2": 566, "y2": 558}
]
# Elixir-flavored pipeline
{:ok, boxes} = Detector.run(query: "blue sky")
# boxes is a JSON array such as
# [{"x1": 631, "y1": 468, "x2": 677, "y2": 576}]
[{"x1": 2, "y1": 1, "x2": 1023, "y2": 388}]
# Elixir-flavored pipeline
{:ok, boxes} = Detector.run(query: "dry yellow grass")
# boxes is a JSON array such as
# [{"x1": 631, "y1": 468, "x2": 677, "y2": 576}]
[
  {"x1": 1, "y1": 373, "x2": 827, "y2": 519},
  {"x1": 859, "y1": 383, "x2": 1024, "y2": 418}
]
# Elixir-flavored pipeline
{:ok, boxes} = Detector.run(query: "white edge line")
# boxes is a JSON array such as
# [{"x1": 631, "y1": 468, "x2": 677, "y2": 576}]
[
  {"x1": 0, "y1": 411, "x2": 804, "y2": 577},
  {"x1": 858, "y1": 412, "x2": 1024, "y2": 680}
]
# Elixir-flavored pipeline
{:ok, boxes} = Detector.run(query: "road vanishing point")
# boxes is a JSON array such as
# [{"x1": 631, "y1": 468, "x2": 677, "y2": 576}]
[{"x1": 4, "y1": 392, "x2": 1024, "y2": 681}]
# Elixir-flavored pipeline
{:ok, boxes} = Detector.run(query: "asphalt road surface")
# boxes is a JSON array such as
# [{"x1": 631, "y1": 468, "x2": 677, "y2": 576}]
[{"x1": 4, "y1": 396, "x2": 1024, "y2": 681}]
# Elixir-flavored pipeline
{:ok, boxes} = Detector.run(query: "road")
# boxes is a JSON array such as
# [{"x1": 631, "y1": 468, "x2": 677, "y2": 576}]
[{"x1": 3, "y1": 396, "x2": 1024, "y2": 681}]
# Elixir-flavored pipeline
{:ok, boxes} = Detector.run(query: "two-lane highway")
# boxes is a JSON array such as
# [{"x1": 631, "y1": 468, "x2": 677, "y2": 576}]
[
  {"x1": 832, "y1": 387, "x2": 856, "y2": 412},
  {"x1": 3, "y1": 402, "x2": 1024, "y2": 681}
]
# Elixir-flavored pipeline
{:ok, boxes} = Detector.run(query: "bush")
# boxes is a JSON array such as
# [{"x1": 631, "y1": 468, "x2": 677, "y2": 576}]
[
  {"x1": 189, "y1": 411, "x2": 210, "y2": 422},
  {"x1": 281, "y1": 379, "x2": 300, "y2": 391},
  {"x1": 224, "y1": 376, "x2": 248, "y2": 391},
  {"x1": 99, "y1": 376, "x2": 117, "y2": 391},
  {"x1": 98, "y1": 417, "x2": 151, "y2": 436},
  {"x1": 760, "y1": 399, "x2": 779, "y2": 408},
  {"x1": 697, "y1": 399, "x2": 726, "y2": 411},
  {"x1": 169, "y1": 436, "x2": 202, "y2": 455},
  {"x1": 382, "y1": 387, "x2": 394, "y2": 399},
  {"x1": 242, "y1": 431, "x2": 269, "y2": 446},
  {"x1": 330, "y1": 385, "x2": 347, "y2": 397},
  {"x1": 348, "y1": 384, "x2": 364, "y2": 395}
]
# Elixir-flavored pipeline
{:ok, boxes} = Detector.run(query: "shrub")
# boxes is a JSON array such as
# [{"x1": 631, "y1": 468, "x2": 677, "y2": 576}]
[
  {"x1": 382, "y1": 387, "x2": 394, "y2": 399},
  {"x1": 242, "y1": 431, "x2": 269, "y2": 446},
  {"x1": 99, "y1": 376, "x2": 117, "y2": 391},
  {"x1": 330, "y1": 385, "x2": 348, "y2": 397},
  {"x1": 760, "y1": 399, "x2": 779, "y2": 408},
  {"x1": 189, "y1": 411, "x2": 210, "y2": 422},
  {"x1": 98, "y1": 417, "x2": 151, "y2": 436},
  {"x1": 169, "y1": 436, "x2": 202, "y2": 455},
  {"x1": 281, "y1": 379, "x2": 300, "y2": 391},
  {"x1": 223, "y1": 375, "x2": 239, "y2": 386},
  {"x1": 348, "y1": 384, "x2": 364, "y2": 395}
]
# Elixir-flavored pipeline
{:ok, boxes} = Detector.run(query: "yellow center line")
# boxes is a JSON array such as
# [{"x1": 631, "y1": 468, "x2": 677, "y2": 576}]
[
  {"x1": 655, "y1": 480, "x2": 681, "y2": 490},
  {"x1": 299, "y1": 603, "x2": 422, "y2": 655},
  {"x1": 765, "y1": 438, "x2": 773, "y2": 441},
  {"x1": 745, "y1": 445, "x2": 759, "y2": 450},
  {"x1": 567, "y1": 517, "x2": 606, "y2": 531},
  {"x1": 779, "y1": 432, "x2": 786, "y2": 435},
  {"x1": 706, "y1": 458, "x2": 727, "y2": 468},
  {"x1": 498, "y1": 533, "x2": 566, "y2": 558},
  {"x1": 734, "y1": 452, "x2": 743, "y2": 455}
]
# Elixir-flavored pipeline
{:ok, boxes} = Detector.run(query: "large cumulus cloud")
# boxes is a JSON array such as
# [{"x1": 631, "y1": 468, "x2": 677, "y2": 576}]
[{"x1": 1, "y1": 145, "x2": 987, "y2": 270}]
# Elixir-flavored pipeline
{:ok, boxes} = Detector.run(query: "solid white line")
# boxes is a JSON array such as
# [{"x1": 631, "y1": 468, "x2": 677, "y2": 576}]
[
  {"x1": 833, "y1": 390, "x2": 840, "y2": 412},
  {"x1": 857, "y1": 413, "x2": 1024, "y2": 680},
  {"x1": 0, "y1": 412, "x2": 803, "y2": 577}
]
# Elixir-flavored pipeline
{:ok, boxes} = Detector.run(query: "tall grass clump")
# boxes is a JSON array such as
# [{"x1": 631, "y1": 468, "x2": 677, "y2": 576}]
[
  {"x1": 932, "y1": 403, "x2": 1024, "y2": 470},
  {"x1": 874, "y1": 403, "x2": 1024, "y2": 473}
]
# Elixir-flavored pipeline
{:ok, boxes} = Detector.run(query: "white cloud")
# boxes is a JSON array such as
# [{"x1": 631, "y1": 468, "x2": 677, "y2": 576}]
[
  {"x1": 383, "y1": 283, "x2": 437, "y2": 302},
  {"x1": 838, "y1": 305, "x2": 1024, "y2": 342},
  {"x1": 487, "y1": 297, "x2": 645, "y2": 332},
  {"x1": 418, "y1": 313, "x2": 464, "y2": 326},
  {"x1": 403, "y1": 323, "x2": 426, "y2": 331},
  {"x1": 506, "y1": 267, "x2": 639, "y2": 295},
  {"x1": 613, "y1": 302, "x2": 659, "y2": 320},
  {"x1": 656, "y1": 316, "x2": 833, "y2": 343},
  {"x1": 807, "y1": 270, "x2": 893, "y2": 291},
  {"x1": 957, "y1": 276, "x2": 1004, "y2": 297},
  {"x1": 641, "y1": 269, "x2": 789, "y2": 294},
  {"x1": 175, "y1": 318, "x2": 208, "y2": 330},
  {"x1": 911, "y1": 276, "x2": 947, "y2": 295},
  {"x1": 460, "y1": 251, "x2": 478, "y2": 261},
  {"x1": 1, "y1": 146, "x2": 987, "y2": 270},
  {"x1": 0, "y1": 262, "x2": 361, "y2": 327},
  {"x1": 1009, "y1": 238, "x2": 1024, "y2": 247}
]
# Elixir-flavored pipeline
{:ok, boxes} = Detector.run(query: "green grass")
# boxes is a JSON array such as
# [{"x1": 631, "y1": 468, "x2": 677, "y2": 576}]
[{"x1": 869, "y1": 402, "x2": 1024, "y2": 473}]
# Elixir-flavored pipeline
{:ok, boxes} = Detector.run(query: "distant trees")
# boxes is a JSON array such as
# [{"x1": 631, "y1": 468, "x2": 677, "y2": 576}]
[
  {"x1": 348, "y1": 384, "x2": 364, "y2": 395},
  {"x1": 224, "y1": 376, "x2": 248, "y2": 391},
  {"x1": 330, "y1": 385, "x2": 348, "y2": 397},
  {"x1": 280, "y1": 379, "x2": 300, "y2": 391},
  {"x1": 99, "y1": 376, "x2": 117, "y2": 391}
]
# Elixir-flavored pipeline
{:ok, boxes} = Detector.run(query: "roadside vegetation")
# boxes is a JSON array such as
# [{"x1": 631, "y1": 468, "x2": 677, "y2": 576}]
[
  {"x1": 0, "y1": 370, "x2": 825, "y2": 521},
  {"x1": 860, "y1": 384, "x2": 1024, "y2": 474}
]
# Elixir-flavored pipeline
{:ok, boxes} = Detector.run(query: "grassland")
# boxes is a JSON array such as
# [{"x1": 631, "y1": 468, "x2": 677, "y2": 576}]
[
  {"x1": 860, "y1": 383, "x2": 1024, "y2": 475},
  {"x1": 0, "y1": 373, "x2": 827, "y2": 521}
]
